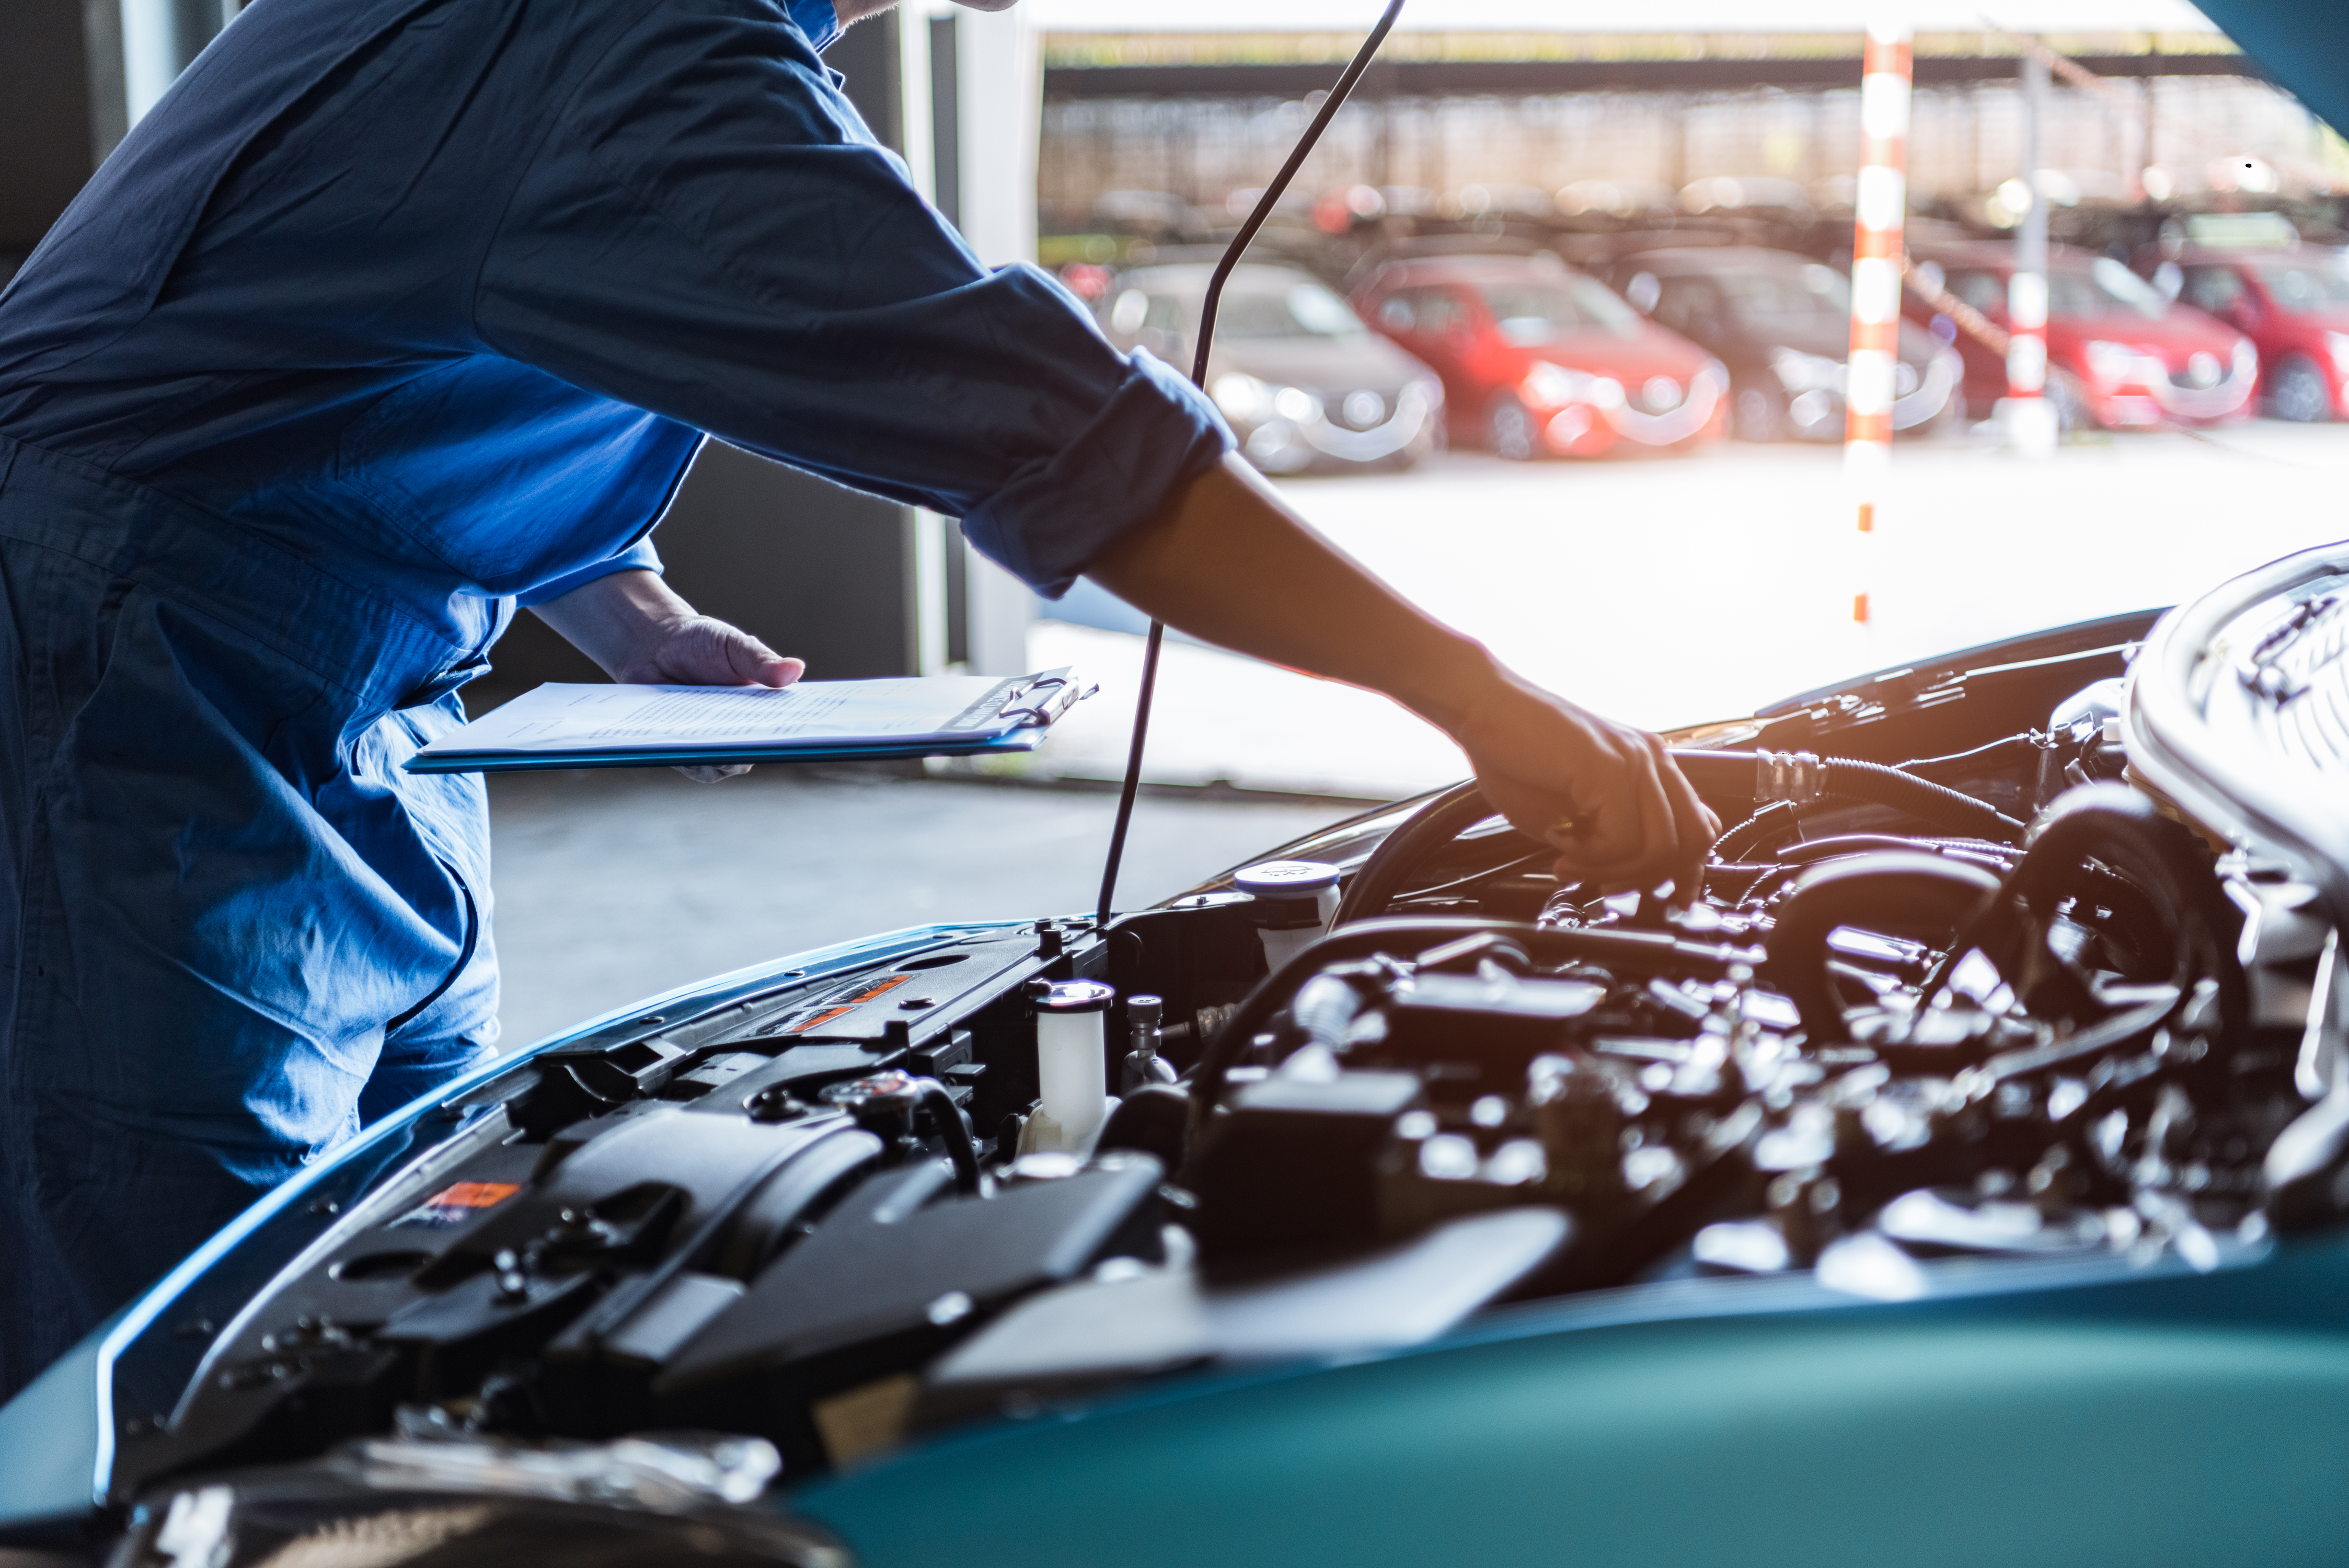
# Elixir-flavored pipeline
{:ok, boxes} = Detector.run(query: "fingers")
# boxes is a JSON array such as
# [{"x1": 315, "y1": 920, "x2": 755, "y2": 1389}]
[
  {"x1": 723, "y1": 629, "x2": 803, "y2": 688},
  {"x1": 1534, "y1": 737, "x2": 1713, "y2": 905}
]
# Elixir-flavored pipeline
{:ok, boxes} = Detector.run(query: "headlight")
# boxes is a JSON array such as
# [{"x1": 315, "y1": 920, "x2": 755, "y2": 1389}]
[
  {"x1": 1273, "y1": 385, "x2": 1323, "y2": 422},
  {"x1": 1212, "y1": 373, "x2": 1270, "y2": 421},
  {"x1": 1522, "y1": 362, "x2": 1593, "y2": 405},
  {"x1": 2329, "y1": 332, "x2": 2349, "y2": 375},
  {"x1": 1768, "y1": 348, "x2": 1844, "y2": 392},
  {"x1": 2233, "y1": 338, "x2": 2259, "y2": 379},
  {"x1": 2082, "y1": 340, "x2": 2155, "y2": 386},
  {"x1": 1406, "y1": 374, "x2": 1444, "y2": 409}
]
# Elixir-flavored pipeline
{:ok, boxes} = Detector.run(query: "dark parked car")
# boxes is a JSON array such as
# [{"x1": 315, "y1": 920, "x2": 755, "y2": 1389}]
[
  {"x1": 1913, "y1": 240, "x2": 2258, "y2": 432},
  {"x1": 1352, "y1": 253, "x2": 1727, "y2": 459},
  {"x1": 2170, "y1": 246, "x2": 2349, "y2": 421},
  {"x1": 1597, "y1": 246, "x2": 1964, "y2": 442},
  {"x1": 1098, "y1": 262, "x2": 1442, "y2": 475}
]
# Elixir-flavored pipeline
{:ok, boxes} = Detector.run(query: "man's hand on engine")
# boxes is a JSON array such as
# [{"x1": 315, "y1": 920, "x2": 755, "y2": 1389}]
[
  {"x1": 529, "y1": 569, "x2": 803, "y2": 782},
  {"x1": 1084, "y1": 455, "x2": 1720, "y2": 904},
  {"x1": 1444, "y1": 667, "x2": 1720, "y2": 905}
]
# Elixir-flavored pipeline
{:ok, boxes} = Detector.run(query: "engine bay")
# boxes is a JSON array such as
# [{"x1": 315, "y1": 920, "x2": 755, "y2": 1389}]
[{"x1": 64, "y1": 587, "x2": 2349, "y2": 1548}]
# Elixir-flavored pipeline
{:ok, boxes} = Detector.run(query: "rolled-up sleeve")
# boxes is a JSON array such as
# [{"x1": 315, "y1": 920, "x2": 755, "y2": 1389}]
[
  {"x1": 473, "y1": 0, "x2": 1231, "y2": 595},
  {"x1": 514, "y1": 534, "x2": 666, "y2": 607}
]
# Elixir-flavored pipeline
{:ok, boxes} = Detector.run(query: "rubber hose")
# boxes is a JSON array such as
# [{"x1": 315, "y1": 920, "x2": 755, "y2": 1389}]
[
  {"x1": 1712, "y1": 801, "x2": 1800, "y2": 863},
  {"x1": 1189, "y1": 916, "x2": 1757, "y2": 1116},
  {"x1": 1340, "y1": 750, "x2": 2019, "y2": 931},
  {"x1": 1763, "y1": 851, "x2": 2007, "y2": 1042},
  {"x1": 1929, "y1": 783, "x2": 2246, "y2": 1037},
  {"x1": 1671, "y1": 750, "x2": 2026, "y2": 843},
  {"x1": 1332, "y1": 781, "x2": 1504, "y2": 928},
  {"x1": 918, "y1": 1082, "x2": 984, "y2": 1196}
]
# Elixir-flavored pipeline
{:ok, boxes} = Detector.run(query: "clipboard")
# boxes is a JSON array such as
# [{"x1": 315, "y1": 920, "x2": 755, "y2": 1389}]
[{"x1": 405, "y1": 667, "x2": 1092, "y2": 775}]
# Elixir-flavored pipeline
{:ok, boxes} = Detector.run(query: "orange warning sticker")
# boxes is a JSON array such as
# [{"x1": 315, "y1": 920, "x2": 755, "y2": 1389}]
[
  {"x1": 789, "y1": 974, "x2": 911, "y2": 1034},
  {"x1": 393, "y1": 1180, "x2": 521, "y2": 1228}
]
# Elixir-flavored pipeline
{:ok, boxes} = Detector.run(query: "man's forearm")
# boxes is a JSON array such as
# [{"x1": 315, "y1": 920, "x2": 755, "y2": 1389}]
[
  {"x1": 1082, "y1": 455, "x2": 1500, "y2": 729},
  {"x1": 528, "y1": 569, "x2": 699, "y2": 679}
]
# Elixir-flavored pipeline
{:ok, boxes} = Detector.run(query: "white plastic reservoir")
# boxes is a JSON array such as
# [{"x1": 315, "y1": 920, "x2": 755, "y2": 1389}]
[
  {"x1": 1028, "y1": 978, "x2": 1117, "y2": 1155},
  {"x1": 1234, "y1": 859, "x2": 1344, "y2": 971}
]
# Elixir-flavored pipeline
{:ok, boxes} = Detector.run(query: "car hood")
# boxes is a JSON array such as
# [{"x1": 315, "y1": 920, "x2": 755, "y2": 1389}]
[
  {"x1": 1525, "y1": 327, "x2": 1713, "y2": 381},
  {"x1": 1733, "y1": 314, "x2": 1947, "y2": 368},
  {"x1": 1211, "y1": 335, "x2": 1432, "y2": 394},
  {"x1": 2053, "y1": 305, "x2": 2247, "y2": 360},
  {"x1": 13, "y1": 548, "x2": 2349, "y2": 1568}
]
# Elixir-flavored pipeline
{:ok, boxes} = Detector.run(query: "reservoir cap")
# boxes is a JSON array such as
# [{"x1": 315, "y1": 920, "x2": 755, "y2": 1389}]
[
  {"x1": 1031, "y1": 978, "x2": 1116, "y2": 1013},
  {"x1": 1233, "y1": 859, "x2": 1342, "y2": 900}
]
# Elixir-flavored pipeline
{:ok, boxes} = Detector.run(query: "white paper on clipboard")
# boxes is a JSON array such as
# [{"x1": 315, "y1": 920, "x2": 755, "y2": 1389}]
[{"x1": 414, "y1": 667, "x2": 1086, "y2": 763}]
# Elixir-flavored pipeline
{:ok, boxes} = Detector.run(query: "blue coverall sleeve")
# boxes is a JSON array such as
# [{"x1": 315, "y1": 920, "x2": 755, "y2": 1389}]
[
  {"x1": 472, "y1": 0, "x2": 1233, "y2": 596},
  {"x1": 513, "y1": 535, "x2": 665, "y2": 607}
]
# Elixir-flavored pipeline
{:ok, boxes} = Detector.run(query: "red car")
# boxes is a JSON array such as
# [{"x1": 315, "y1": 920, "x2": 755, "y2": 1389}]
[
  {"x1": 1354, "y1": 254, "x2": 1728, "y2": 459},
  {"x1": 1912, "y1": 241, "x2": 2258, "y2": 432},
  {"x1": 2171, "y1": 247, "x2": 2349, "y2": 421}
]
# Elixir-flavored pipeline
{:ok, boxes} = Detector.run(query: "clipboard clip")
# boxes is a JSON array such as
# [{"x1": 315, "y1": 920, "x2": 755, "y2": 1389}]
[{"x1": 995, "y1": 668, "x2": 1093, "y2": 730}]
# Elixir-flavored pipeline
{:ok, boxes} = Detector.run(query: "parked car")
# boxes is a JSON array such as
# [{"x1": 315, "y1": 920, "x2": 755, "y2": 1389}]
[
  {"x1": 1595, "y1": 246, "x2": 1964, "y2": 443},
  {"x1": 2169, "y1": 246, "x2": 2349, "y2": 421},
  {"x1": 9, "y1": 542, "x2": 2349, "y2": 1567},
  {"x1": 1912, "y1": 240, "x2": 2259, "y2": 432},
  {"x1": 1097, "y1": 262, "x2": 1442, "y2": 475},
  {"x1": 1353, "y1": 253, "x2": 1727, "y2": 459}
]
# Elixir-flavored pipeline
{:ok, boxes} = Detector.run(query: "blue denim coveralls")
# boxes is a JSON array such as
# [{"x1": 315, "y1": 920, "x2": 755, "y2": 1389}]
[{"x1": 0, "y1": 0, "x2": 1228, "y2": 1393}]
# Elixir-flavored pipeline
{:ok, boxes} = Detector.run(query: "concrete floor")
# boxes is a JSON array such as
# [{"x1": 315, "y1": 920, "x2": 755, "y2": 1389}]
[{"x1": 487, "y1": 766, "x2": 1349, "y2": 1050}]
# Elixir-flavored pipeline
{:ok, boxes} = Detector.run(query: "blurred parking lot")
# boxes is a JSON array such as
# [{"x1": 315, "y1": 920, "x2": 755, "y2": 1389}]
[{"x1": 493, "y1": 418, "x2": 2349, "y2": 1046}]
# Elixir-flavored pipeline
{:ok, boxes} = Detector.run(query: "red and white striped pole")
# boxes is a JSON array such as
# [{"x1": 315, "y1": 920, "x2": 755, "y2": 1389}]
[
  {"x1": 2003, "y1": 47, "x2": 2058, "y2": 456},
  {"x1": 1845, "y1": 19, "x2": 1911, "y2": 629}
]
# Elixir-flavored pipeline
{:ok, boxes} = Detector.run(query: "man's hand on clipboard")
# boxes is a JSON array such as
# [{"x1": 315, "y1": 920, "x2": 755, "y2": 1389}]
[
  {"x1": 1085, "y1": 454, "x2": 1719, "y2": 904},
  {"x1": 528, "y1": 567, "x2": 804, "y2": 782}
]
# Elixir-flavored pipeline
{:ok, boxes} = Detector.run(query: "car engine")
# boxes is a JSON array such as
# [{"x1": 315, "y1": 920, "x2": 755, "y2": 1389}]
[{"x1": 47, "y1": 561, "x2": 2349, "y2": 1564}]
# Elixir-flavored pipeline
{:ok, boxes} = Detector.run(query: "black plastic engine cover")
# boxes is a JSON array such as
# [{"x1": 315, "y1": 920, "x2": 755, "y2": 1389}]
[
  {"x1": 656, "y1": 1155, "x2": 1167, "y2": 1414},
  {"x1": 1184, "y1": 1071, "x2": 1422, "y2": 1260}
]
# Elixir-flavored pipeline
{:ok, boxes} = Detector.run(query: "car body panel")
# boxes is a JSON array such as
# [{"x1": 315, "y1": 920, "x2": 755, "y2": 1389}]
[
  {"x1": 1353, "y1": 254, "x2": 1726, "y2": 458},
  {"x1": 798, "y1": 1234, "x2": 2349, "y2": 1568},
  {"x1": 2172, "y1": 248, "x2": 2349, "y2": 420},
  {"x1": 1595, "y1": 246, "x2": 1961, "y2": 443},
  {"x1": 1913, "y1": 240, "x2": 2258, "y2": 429},
  {"x1": 1098, "y1": 262, "x2": 1442, "y2": 474}
]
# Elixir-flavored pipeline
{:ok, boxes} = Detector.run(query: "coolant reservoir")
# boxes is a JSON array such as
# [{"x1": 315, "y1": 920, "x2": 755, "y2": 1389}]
[
  {"x1": 1023, "y1": 979, "x2": 1118, "y2": 1155},
  {"x1": 1235, "y1": 859, "x2": 1343, "y2": 971}
]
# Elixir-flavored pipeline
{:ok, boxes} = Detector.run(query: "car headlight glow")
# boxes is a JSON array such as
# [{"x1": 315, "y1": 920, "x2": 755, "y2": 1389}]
[
  {"x1": 1522, "y1": 362, "x2": 1594, "y2": 405},
  {"x1": 2232, "y1": 338, "x2": 2259, "y2": 379},
  {"x1": 1212, "y1": 373, "x2": 1270, "y2": 422},
  {"x1": 2082, "y1": 339, "x2": 2159, "y2": 387},
  {"x1": 2329, "y1": 332, "x2": 2349, "y2": 376},
  {"x1": 1272, "y1": 385, "x2": 1323, "y2": 423},
  {"x1": 1768, "y1": 348, "x2": 1844, "y2": 393}
]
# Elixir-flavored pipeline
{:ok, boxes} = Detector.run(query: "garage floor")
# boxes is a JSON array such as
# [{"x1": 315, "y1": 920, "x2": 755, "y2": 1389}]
[{"x1": 487, "y1": 766, "x2": 1351, "y2": 1050}]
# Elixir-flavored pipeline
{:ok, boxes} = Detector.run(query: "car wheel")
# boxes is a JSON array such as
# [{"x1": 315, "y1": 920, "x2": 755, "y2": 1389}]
[
  {"x1": 2269, "y1": 354, "x2": 2332, "y2": 423},
  {"x1": 1488, "y1": 393, "x2": 1538, "y2": 460},
  {"x1": 1732, "y1": 386, "x2": 1783, "y2": 442}
]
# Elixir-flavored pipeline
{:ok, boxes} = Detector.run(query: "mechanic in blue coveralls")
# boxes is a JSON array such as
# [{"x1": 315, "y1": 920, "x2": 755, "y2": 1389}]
[{"x1": 0, "y1": 0, "x2": 1719, "y2": 1393}]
